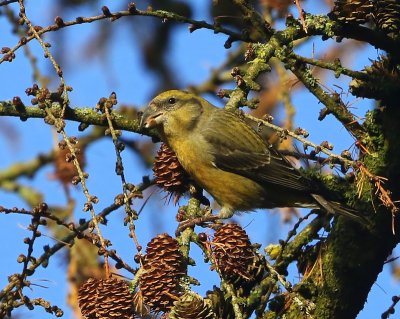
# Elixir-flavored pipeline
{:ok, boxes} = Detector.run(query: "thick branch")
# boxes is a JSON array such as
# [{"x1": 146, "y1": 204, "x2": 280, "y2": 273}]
[
  {"x1": 302, "y1": 14, "x2": 399, "y2": 55},
  {"x1": 0, "y1": 101, "x2": 157, "y2": 138}
]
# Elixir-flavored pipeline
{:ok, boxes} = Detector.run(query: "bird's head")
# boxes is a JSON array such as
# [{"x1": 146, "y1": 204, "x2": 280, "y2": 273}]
[{"x1": 140, "y1": 90, "x2": 205, "y2": 132}]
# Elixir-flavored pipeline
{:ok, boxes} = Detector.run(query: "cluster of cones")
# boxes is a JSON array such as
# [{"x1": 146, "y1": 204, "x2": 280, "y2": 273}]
[{"x1": 78, "y1": 223, "x2": 265, "y2": 318}]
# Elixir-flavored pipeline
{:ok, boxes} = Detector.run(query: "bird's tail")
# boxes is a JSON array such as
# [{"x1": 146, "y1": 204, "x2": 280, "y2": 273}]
[{"x1": 311, "y1": 194, "x2": 369, "y2": 225}]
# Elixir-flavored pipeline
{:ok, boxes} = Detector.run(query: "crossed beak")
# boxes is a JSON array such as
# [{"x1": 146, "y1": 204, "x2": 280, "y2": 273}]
[{"x1": 139, "y1": 104, "x2": 165, "y2": 129}]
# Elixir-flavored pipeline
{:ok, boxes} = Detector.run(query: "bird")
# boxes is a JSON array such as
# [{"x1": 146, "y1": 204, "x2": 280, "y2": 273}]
[{"x1": 140, "y1": 90, "x2": 364, "y2": 223}]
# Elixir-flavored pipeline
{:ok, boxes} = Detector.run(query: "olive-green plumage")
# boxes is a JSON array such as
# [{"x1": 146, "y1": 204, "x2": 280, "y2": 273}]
[{"x1": 140, "y1": 90, "x2": 361, "y2": 221}]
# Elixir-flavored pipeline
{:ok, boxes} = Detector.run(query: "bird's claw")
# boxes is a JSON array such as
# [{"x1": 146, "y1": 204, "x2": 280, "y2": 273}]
[{"x1": 175, "y1": 215, "x2": 221, "y2": 236}]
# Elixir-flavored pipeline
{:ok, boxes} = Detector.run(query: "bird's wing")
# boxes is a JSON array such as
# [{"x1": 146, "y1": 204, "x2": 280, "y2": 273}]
[{"x1": 201, "y1": 109, "x2": 310, "y2": 192}]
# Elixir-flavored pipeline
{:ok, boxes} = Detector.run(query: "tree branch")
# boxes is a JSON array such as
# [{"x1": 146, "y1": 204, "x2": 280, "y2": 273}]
[{"x1": 0, "y1": 101, "x2": 157, "y2": 138}]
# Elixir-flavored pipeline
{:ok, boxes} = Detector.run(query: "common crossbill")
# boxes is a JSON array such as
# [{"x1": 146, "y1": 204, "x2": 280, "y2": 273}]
[{"x1": 140, "y1": 90, "x2": 362, "y2": 222}]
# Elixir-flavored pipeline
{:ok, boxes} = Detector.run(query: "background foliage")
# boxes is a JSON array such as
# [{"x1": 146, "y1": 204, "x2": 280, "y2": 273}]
[{"x1": 1, "y1": 0, "x2": 400, "y2": 318}]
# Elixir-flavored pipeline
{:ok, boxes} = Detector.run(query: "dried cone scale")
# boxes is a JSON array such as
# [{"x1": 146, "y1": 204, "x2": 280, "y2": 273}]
[
  {"x1": 169, "y1": 292, "x2": 216, "y2": 319},
  {"x1": 375, "y1": 0, "x2": 400, "y2": 33},
  {"x1": 78, "y1": 277, "x2": 134, "y2": 319},
  {"x1": 139, "y1": 233, "x2": 185, "y2": 313},
  {"x1": 153, "y1": 143, "x2": 190, "y2": 204},
  {"x1": 212, "y1": 223, "x2": 264, "y2": 287},
  {"x1": 329, "y1": 0, "x2": 373, "y2": 24}
]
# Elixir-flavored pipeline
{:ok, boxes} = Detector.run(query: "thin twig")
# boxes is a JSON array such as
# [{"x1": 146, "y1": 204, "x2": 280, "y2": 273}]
[
  {"x1": 294, "y1": 0, "x2": 307, "y2": 33},
  {"x1": 245, "y1": 113, "x2": 355, "y2": 167},
  {"x1": 291, "y1": 53, "x2": 370, "y2": 81},
  {"x1": 288, "y1": 61, "x2": 365, "y2": 140},
  {"x1": 0, "y1": 3, "x2": 247, "y2": 65},
  {"x1": 382, "y1": 295, "x2": 400, "y2": 319},
  {"x1": 18, "y1": 0, "x2": 69, "y2": 116},
  {"x1": 0, "y1": 178, "x2": 152, "y2": 305}
]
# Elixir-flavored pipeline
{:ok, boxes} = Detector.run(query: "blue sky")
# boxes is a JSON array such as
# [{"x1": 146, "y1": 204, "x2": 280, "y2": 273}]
[{"x1": 0, "y1": 1, "x2": 396, "y2": 318}]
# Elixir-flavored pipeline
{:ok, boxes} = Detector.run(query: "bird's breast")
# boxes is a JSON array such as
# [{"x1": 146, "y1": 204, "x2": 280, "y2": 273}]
[{"x1": 170, "y1": 137, "x2": 268, "y2": 211}]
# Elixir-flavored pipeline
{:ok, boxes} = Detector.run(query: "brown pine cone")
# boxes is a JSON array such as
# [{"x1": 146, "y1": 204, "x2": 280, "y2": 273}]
[
  {"x1": 212, "y1": 223, "x2": 265, "y2": 288},
  {"x1": 78, "y1": 277, "x2": 134, "y2": 319},
  {"x1": 139, "y1": 234, "x2": 185, "y2": 313},
  {"x1": 153, "y1": 143, "x2": 190, "y2": 204},
  {"x1": 329, "y1": 0, "x2": 373, "y2": 24}
]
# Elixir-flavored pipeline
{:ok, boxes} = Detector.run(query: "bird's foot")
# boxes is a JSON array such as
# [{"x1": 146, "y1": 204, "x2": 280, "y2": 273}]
[
  {"x1": 175, "y1": 206, "x2": 234, "y2": 235},
  {"x1": 176, "y1": 212, "x2": 221, "y2": 236}
]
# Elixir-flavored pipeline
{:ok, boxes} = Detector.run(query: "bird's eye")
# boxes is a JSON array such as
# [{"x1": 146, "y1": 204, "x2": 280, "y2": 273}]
[{"x1": 168, "y1": 97, "x2": 176, "y2": 104}]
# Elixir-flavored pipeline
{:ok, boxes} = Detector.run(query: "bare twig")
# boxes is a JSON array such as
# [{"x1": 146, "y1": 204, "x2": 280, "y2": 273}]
[
  {"x1": 294, "y1": 0, "x2": 307, "y2": 33},
  {"x1": 18, "y1": 0, "x2": 69, "y2": 116},
  {"x1": 382, "y1": 295, "x2": 400, "y2": 319},
  {"x1": 291, "y1": 53, "x2": 370, "y2": 81},
  {"x1": 245, "y1": 113, "x2": 356, "y2": 167},
  {"x1": 288, "y1": 61, "x2": 365, "y2": 140},
  {"x1": 0, "y1": 3, "x2": 247, "y2": 65},
  {"x1": 0, "y1": 178, "x2": 152, "y2": 314}
]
